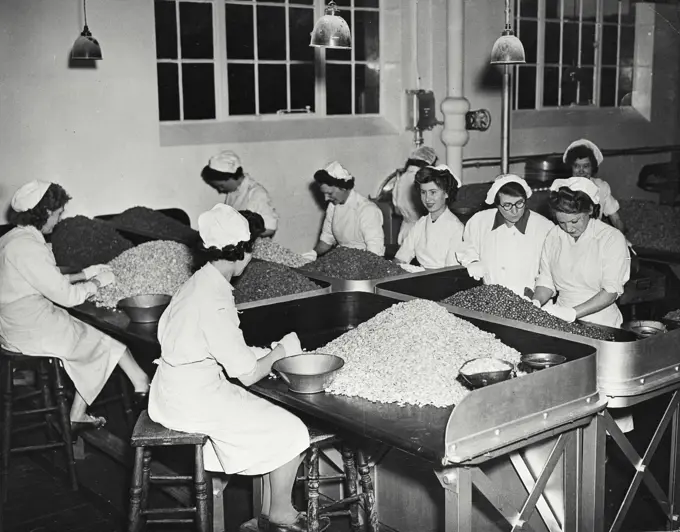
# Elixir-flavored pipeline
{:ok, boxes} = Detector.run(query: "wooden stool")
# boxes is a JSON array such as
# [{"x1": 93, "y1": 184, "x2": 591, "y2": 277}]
[
  {"x1": 128, "y1": 410, "x2": 210, "y2": 532},
  {"x1": 89, "y1": 368, "x2": 136, "y2": 429},
  {"x1": 0, "y1": 349, "x2": 77, "y2": 503}
]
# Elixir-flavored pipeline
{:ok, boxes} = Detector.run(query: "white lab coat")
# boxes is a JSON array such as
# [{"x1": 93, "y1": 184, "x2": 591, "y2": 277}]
[
  {"x1": 591, "y1": 177, "x2": 620, "y2": 218},
  {"x1": 224, "y1": 174, "x2": 279, "y2": 232},
  {"x1": 394, "y1": 209, "x2": 464, "y2": 269},
  {"x1": 457, "y1": 209, "x2": 554, "y2": 297},
  {"x1": 536, "y1": 219, "x2": 630, "y2": 328},
  {"x1": 392, "y1": 167, "x2": 426, "y2": 245},
  {"x1": 0, "y1": 226, "x2": 124, "y2": 404},
  {"x1": 148, "y1": 263, "x2": 309, "y2": 475},
  {"x1": 320, "y1": 190, "x2": 385, "y2": 256}
]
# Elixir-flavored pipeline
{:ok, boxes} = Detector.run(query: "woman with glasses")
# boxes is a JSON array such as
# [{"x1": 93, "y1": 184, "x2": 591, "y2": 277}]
[{"x1": 457, "y1": 174, "x2": 554, "y2": 297}]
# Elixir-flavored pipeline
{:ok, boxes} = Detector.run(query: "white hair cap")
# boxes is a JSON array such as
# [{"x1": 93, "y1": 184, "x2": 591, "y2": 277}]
[
  {"x1": 324, "y1": 161, "x2": 353, "y2": 181},
  {"x1": 563, "y1": 139, "x2": 604, "y2": 166},
  {"x1": 485, "y1": 174, "x2": 533, "y2": 205},
  {"x1": 550, "y1": 177, "x2": 601, "y2": 205},
  {"x1": 427, "y1": 164, "x2": 462, "y2": 188},
  {"x1": 11, "y1": 181, "x2": 52, "y2": 212},
  {"x1": 208, "y1": 151, "x2": 242, "y2": 174},
  {"x1": 198, "y1": 204, "x2": 251, "y2": 249}
]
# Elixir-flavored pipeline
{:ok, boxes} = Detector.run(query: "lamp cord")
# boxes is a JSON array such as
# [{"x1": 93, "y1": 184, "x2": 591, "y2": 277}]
[
  {"x1": 504, "y1": 0, "x2": 511, "y2": 29},
  {"x1": 83, "y1": 0, "x2": 88, "y2": 27}
]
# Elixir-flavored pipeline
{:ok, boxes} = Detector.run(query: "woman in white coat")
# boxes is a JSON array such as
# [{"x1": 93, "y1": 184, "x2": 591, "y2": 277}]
[
  {"x1": 456, "y1": 174, "x2": 554, "y2": 297},
  {"x1": 148, "y1": 204, "x2": 322, "y2": 532},
  {"x1": 306, "y1": 161, "x2": 385, "y2": 260},
  {"x1": 0, "y1": 181, "x2": 150, "y2": 433},
  {"x1": 533, "y1": 177, "x2": 631, "y2": 327},
  {"x1": 394, "y1": 165, "x2": 465, "y2": 269}
]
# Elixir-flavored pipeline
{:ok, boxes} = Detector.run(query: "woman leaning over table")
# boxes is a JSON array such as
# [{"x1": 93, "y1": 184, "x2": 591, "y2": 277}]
[
  {"x1": 394, "y1": 165, "x2": 464, "y2": 269},
  {"x1": 532, "y1": 177, "x2": 631, "y2": 328},
  {"x1": 0, "y1": 181, "x2": 149, "y2": 434},
  {"x1": 148, "y1": 204, "x2": 323, "y2": 532}
]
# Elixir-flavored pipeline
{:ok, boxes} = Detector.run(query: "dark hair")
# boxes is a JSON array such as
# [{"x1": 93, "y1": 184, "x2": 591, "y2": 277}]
[
  {"x1": 414, "y1": 167, "x2": 459, "y2": 205},
  {"x1": 192, "y1": 210, "x2": 265, "y2": 271},
  {"x1": 201, "y1": 165, "x2": 245, "y2": 184},
  {"x1": 494, "y1": 182, "x2": 528, "y2": 204},
  {"x1": 402, "y1": 157, "x2": 437, "y2": 173},
  {"x1": 549, "y1": 188, "x2": 601, "y2": 219},
  {"x1": 8, "y1": 183, "x2": 71, "y2": 230},
  {"x1": 564, "y1": 145, "x2": 599, "y2": 175},
  {"x1": 313, "y1": 169, "x2": 355, "y2": 190}
]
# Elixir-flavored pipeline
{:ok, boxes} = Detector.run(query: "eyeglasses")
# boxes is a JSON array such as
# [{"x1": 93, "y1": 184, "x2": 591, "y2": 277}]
[{"x1": 499, "y1": 199, "x2": 526, "y2": 211}]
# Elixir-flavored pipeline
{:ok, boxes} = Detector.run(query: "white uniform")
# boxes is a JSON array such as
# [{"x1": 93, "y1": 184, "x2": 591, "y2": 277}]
[
  {"x1": 457, "y1": 209, "x2": 554, "y2": 296},
  {"x1": 320, "y1": 190, "x2": 385, "y2": 256},
  {"x1": 149, "y1": 263, "x2": 309, "y2": 475},
  {"x1": 591, "y1": 177, "x2": 620, "y2": 218},
  {"x1": 392, "y1": 167, "x2": 425, "y2": 245},
  {"x1": 224, "y1": 174, "x2": 279, "y2": 232},
  {"x1": 536, "y1": 219, "x2": 630, "y2": 328},
  {"x1": 394, "y1": 209, "x2": 464, "y2": 269},
  {"x1": 0, "y1": 226, "x2": 124, "y2": 404}
]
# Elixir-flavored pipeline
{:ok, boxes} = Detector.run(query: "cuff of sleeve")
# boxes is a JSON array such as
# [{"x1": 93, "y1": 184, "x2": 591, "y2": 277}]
[
  {"x1": 602, "y1": 283, "x2": 625, "y2": 297},
  {"x1": 320, "y1": 236, "x2": 335, "y2": 247},
  {"x1": 535, "y1": 277, "x2": 555, "y2": 294},
  {"x1": 455, "y1": 247, "x2": 478, "y2": 268}
]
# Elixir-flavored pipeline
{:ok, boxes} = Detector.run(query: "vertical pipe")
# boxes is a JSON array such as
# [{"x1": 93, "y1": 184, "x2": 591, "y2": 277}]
[{"x1": 501, "y1": 66, "x2": 511, "y2": 174}]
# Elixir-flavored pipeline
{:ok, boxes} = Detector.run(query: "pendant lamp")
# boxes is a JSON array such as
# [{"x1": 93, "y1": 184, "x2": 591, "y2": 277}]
[
  {"x1": 490, "y1": 0, "x2": 525, "y2": 65},
  {"x1": 310, "y1": 1, "x2": 351, "y2": 50},
  {"x1": 71, "y1": 0, "x2": 102, "y2": 60}
]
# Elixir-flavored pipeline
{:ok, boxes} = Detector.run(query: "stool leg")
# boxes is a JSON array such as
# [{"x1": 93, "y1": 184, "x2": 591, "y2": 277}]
[
  {"x1": 52, "y1": 360, "x2": 77, "y2": 491},
  {"x1": 128, "y1": 446, "x2": 145, "y2": 532},
  {"x1": 341, "y1": 445, "x2": 360, "y2": 532},
  {"x1": 140, "y1": 448, "x2": 152, "y2": 513},
  {"x1": 194, "y1": 444, "x2": 211, "y2": 532},
  {"x1": 357, "y1": 450, "x2": 377, "y2": 532},
  {"x1": 307, "y1": 445, "x2": 320, "y2": 532},
  {"x1": 1, "y1": 358, "x2": 13, "y2": 504},
  {"x1": 118, "y1": 372, "x2": 135, "y2": 429},
  {"x1": 38, "y1": 359, "x2": 57, "y2": 443}
]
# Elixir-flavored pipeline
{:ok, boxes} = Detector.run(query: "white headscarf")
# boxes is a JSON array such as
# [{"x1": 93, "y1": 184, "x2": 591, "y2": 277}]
[
  {"x1": 563, "y1": 139, "x2": 604, "y2": 166},
  {"x1": 485, "y1": 174, "x2": 533, "y2": 205},
  {"x1": 198, "y1": 204, "x2": 251, "y2": 249},
  {"x1": 426, "y1": 164, "x2": 462, "y2": 188},
  {"x1": 550, "y1": 177, "x2": 601, "y2": 205},
  {"x1": 323, "y1": 161, "x2": 353, "y2": 182},
  {"x1": 208, "y1": 150, "x2": 242, "y2": 173},
  {"x1": 11, "y1": 181, "x2": 52, "y2": 212}
]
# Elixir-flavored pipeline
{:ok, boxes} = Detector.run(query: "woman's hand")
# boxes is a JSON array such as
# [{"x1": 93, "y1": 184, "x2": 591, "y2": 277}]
[
  {"x1": 544, "y1": 304, "x2": 577, "y2": 323},
  {"x1": 466, "y1": 261, "x2": 486, "y2": 281},
  {"x1": 82, "y1": 264, "x2": 112, "y2": 280},
  {"x1": 279, "y1": 332, "x2": 303, "y2": 357},
  {"x1": 94, "y1": 270, "x2": 116, "y2": 288}
]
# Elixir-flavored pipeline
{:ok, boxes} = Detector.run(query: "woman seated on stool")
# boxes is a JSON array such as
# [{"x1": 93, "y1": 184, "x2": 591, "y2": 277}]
[
  {"x1": 0, "y1": 181, "x2": 150, "y2": 434},
  {"x1": 149, "y1": 204, "x2": 323, "y2": 532},
  {"x1": 394, "y1": 165, "x2": 465, "y2": 269}
]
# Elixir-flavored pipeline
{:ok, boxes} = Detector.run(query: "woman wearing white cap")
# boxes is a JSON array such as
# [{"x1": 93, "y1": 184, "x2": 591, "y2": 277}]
[
  {"x1": 533, "y1": 177, "x2": 630, "y2": 327},
  {"x1": 0, "y1": 181, "x2": 150, "y2": 433},
  {"x1": 456, "y1": 175, "x2": 554, "y2": 297},
  {"x1": 202, "y1": 150, "x2": 279, "y2": 237},
  {"x1": 394, "y1": 165, "x2": 464, "y2": 269},
  {"x1": 148, "y1": 204, "x2": 321, "y2": 532},
  {"x1": 305, "y1": 161, "x2": 385, "y2": 259},
  {"x1": 392, "y1": 146, "x2": 438, "y2": 245},
  {"x1": 563, "y1": 139, "x2": 626, "y2": 234}
]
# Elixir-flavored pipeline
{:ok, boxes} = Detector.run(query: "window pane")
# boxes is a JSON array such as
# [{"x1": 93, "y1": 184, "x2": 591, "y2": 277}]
[
  {"x1": 545, "y1": 0, "x2": 558, "y2": 19},
  {"x1": 601, "y1": 25, "x2": 618, "y2": 66},
  {"x1": 355, "y1": 64, "x2": 379, "y2": 114},
  {"x1": 155, "y1": 1, "x2": 177, "y2": 59},
  {"x1": 354, "y1": 10, "x2": 379, "y2": 62},
  {"x1": 258, "y1": 64, "x2": 287, "y2": 114},
  {"x1": 182, "y1": 63, "x2": 215, "y2": 119},
  {"x1": 226, "y1": 4, "x2": 254, "y2": 60},
  {"x1": 290, "y1": 7, "x2": 314, "y2": 61},
  {"x1": 599, "y1": 67, "x2": 616, "y2": 107},
  {"x1": 561, "y1": 67, "x2": 577, "y2": 106},
  {"x1": 179, "y1": 2, "x2": 213, "y2": 59},
  {"x1": 157, "y1": 63, "x2": 180, "y2": 121},
  {"x1": 563, "y1": 22, "x2": 579, "y2": 66},
  {"x1": 355, "y1": 0, "x2": 379, "y2": 7},
  {"x1": 582, "y1": 0, "x2": 596, "y2": 21},
  {"x1": 326, "y1": 15, "x2": 352, "y2": 61},
  {"x1": 618, "y1": 66, "x2": 633, "y2": 106},
  {"x1": 326, "y1": 64, "x2": 352, "y2": 114},
  {"x1": 602, "y1": 0, "x2": 620, "y2": 22},
  {"x1": 290, "y1": 63, "x2": 315, "y2": 111},
  {"x1": 516, "y1": 65, "x2": 536, "y2": 109},
  {"x1": 228, "y1": 64, "x2": 256, "y2": 115},
  {"x1": 544, "y1": 21, "x2": 560, "y2": 64},
  {"x1": 333, "y1": 0, "x2": 351, "y2": 5},
  {"x1": 619, "y1": 26, "x2": 634, "y2": 67},
  {"x1": 519, "y1": 0, "x2": 538, "y2": 18},
  {"x1": 257, "y1": 6, "x2": 285, "y2": 60},
  {"x1": 563, "y1": 0, "x2": 579, "y2": 21},
  {"x1": 291, "y1": 0, "x2": 314, "y2": 4},
  {"x1": 580, "y1": 24, "x2": 595, "y2": 65},
  {"x1": 577, "y1": 66, "x2": 594, "y2": 105},
  {"x1": 543, "y1": 66, "x2": 559, "y2": 107},
  {"x1": 519, "y1": 19, "x2": 537, "y2": 64}
]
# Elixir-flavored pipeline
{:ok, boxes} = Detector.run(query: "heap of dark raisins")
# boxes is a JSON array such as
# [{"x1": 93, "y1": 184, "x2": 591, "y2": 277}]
[
  {"x1": 109, "y1": 207, "x2": 198, "y2": 243},
  {"x1": 233, "y1": 260, "x2": 322, "y2": 304},
  {"x1": 300, "y1": 247, "x2": 403, "y2": 280}
]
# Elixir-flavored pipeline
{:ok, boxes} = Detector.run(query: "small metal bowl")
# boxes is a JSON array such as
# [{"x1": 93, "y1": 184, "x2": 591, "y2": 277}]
[
  {"x1": 520, "y1": 353, "x2": 567, "y2": 372},
  {"x1": 458, "y1": 358, "x2": 515, "y2": 389},
  {"x1": 622, "y1": 320, "x2": 667, "y2": 339},
  {"x1": 272, "y1": 353, "x2": 344, "y2": 394},
  {"x1": 118, "y1": 294, "x2": 172, "y2": 323}
]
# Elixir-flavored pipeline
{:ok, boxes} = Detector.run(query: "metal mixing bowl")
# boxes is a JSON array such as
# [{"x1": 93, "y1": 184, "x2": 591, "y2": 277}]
[
  {"x1": 272, "y1": 353, "x2": 344, "y2": 394},
  {"x1": 622, "y1": 320, "x2": 667, "y2": 339},
  {"x1": 117, "y1": 294, "x2": 172, "y2": 323},
  {"x1": 458, "y1": 358, "x2": 514, "y2": 389},
  {"x1": 520, "y1": 353, "x2": 567, "y2": 372}
]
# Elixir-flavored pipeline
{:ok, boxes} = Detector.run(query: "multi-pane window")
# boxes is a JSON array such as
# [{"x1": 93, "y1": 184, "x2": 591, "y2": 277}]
[
  {"x1": 154, "y1": 0, "x2": 380, "y2": 121},
  {"x1": 513, "y1": 0, "x2": 635, "y2": 110}
]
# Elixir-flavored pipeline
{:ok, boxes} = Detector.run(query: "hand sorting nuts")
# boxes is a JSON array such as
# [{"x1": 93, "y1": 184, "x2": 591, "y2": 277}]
[{"x1": 301, "y1": 247, "x2": 403, "y2": 280}]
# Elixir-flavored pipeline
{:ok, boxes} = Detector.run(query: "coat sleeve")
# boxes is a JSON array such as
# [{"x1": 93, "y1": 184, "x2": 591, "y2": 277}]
[
  {"x1": 394, "y1": 218, "x2": 418, "y2": 264},
  {"x1": 359, "y1": 203, "x2": 385, "y2": 256},
  {"x1": 456, "y1": 214, "x2": 482, "y2": 267},
  {"x1": 201, "y1": 305, "x2": 258, "y2": 378},
  {"x1": 7, "y1": 239, "x2": 97, "y2": 307},
  {"x1": 445, "y1": 218, "x2": 465, "y2": 267},
  {"x1": 248, "y1": 186, "x2": 279, "y2": 231},
  {"x1": 600, "y1": 229, "x2": 630, "y2": 296},
  {"x1": 535, "y1": 229, "x2": 557, "y2": 293},
  {"x1": 596, "y1": 180, "x2": 620, "y2": 217},
  {"x1": 319, "y1": 205, "x2": 336, "y2": 246}
]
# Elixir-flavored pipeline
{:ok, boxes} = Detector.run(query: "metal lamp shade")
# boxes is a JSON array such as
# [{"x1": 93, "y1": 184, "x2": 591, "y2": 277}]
[
  {"x1": 309, "y1": 14, "x2": 351, "y2": 49},
  {"x1": 490, "y1": 33, "x2": 525, "y2": 65},
  {"x1": 71, "y1": 28, "x2": 102, "y2": 60}
]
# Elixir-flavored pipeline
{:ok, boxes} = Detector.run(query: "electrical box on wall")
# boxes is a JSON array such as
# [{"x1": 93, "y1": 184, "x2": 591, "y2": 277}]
[{"x1": 405, "y1": 90, "x2": 440, "y2": 131}]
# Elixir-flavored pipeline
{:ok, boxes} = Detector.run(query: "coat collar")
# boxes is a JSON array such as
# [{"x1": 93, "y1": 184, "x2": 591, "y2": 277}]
[{"x1": 491, "y1": 208, "x2": 530, "y2": 234}]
